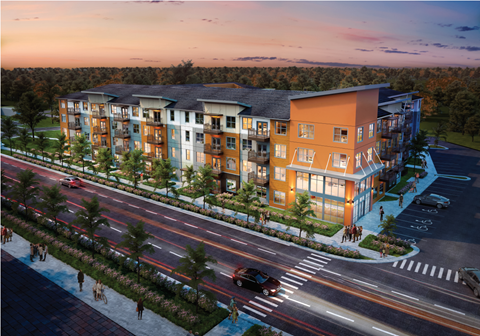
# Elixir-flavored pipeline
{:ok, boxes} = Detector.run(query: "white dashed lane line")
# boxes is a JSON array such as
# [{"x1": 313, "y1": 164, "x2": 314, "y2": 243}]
[
  {"x1": 207, "y1": 230, "x2": 222, "y2": 236},
  {"x1": 113, "y1": 199, "x2": 123, "y2": 203},
  {"x1": 129, "y1": 204, "x2": 139, "y2": 208},
  {"x1": 183, "y1": 223, "x2": 198, "y2": 228},
  {"x1": 149, "y1": 244, "x2": 162, "y2": 249},
  {"x1": 286, "y1": 297, "x2": 310, "y2": 307},
  {"x1": 326, "y1": 311, "x2": 354, "y2": 322},
  {"x1": 249, "y1": 301, "x2": 272, "y2": 312},
  {"x1": 49, "y1": 178, "x2": 56, "y2": 181},
  {"x1": 318, "y1": 269, "x2": 342, "y2": 276},
  {"x1": 372, "y1": 327, "x2": 399, "y2": 336},
  {"x1": 146, "y1": 210, "x2": 157, "y2": 214},
  {"x1": 258, "y1": 248, "x2": 276, "y2": 255},
  {"x1": 254, "y1": 297, "x2": 278, "y2": 307},
  {"x1": 165, "y1": 217, "x2": 177, "y2": 221},
  {"x1": 231, "y1": 239, "x2": 247, "y2": 245},
  {"x1": 434, "y1": 304, "x2": 465, "y2": 315},
  {"x1": 68, "y1": 210, "x2": 74, "y2": 213},
  {"x1": 169, "y1": 251, "x2": 183, "y2": 258},
  {"x1": 243, "y1": 306, "x2": 266, "y2": 317},
  {"x1": 352, "y1": 279, "x2": 378, "y2": 288},
  {"x1": 391, "y1": 291, "x2": 419, "y2": 301},
  {"x1": 110, "y1": 227, "x2": 122, "y2": 233},
  {"x1": 220, "y1": 272, "x2": 232, "y2": 278}
]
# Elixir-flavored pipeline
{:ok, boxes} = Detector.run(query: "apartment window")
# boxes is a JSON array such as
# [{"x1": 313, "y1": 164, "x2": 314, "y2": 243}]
[
  {"x1": 242, "y1": 161, "x2": 253, "y2": 172},
  {"x1": 61, "y1": 114, "x2": 66, "y2": 123},
  {"x1": 325, "y1": 177, "x2": 345, "y2": 198},
  {"x1": 144, "y1": 142, "x2": 151, "y2": 153},
  {"x1": 226, "y1": 116, "x2": 236, "y2": 129},
  {"x1": 381, "y1": 141, "x2": 386, "y2": 151},
  {"x1": 134, "y1": 141, "x2": 141, "y2": 150},
  {"x1": 333, "y1": 127, "x2": 348, "y2": 143},
  {"x1": 170, "y1": 110, "x2": 175, "y2": 121},
  {"x1": 367, "y1": 148, "x2": 373, "y2": 162},
  {"x1": 171, "y1": 147, "x2": 176, "y2": 158},
  {"x1": 369, "y1": 123, "x2": 374, "y2": 138},
  {"x1": 83, "y1": 102, "x2": 88, "y2": 110},
  {"x1": 185, "y1": 112, "x2": 190, "y2": 123},
  {"x1": 195, "y1": 113, "x2": 204, "y2": 124},
  {"x1": 332, "y1": 153, "x2": 347, "y2": 168},
  {"x1": 377, "y1": 119, "x2": 381, "y2": 133},
  {"x1": 296, "y1": 172, "x2": 309, "y2": 190},
  {"x1": 274, "y1": 144, "x2": 286, "y2": 159},
  {"x1": 185, "y1": 131, "x2": 190, "y2": 142},
  {"x1": 298, "y1": 148, "x2": 314, "y2": 163},
  {"x1": 143, "y1": 125, "x2": 149, "y2": 136},
  {"x1": 61, "y1": 101, "x2": 65, "y2": 109},
  {"x1": 84, "y1": 132, "x2": 90, "y2": 140},
  {"x1": 256, "y1": 186, "x2": 267, "y2": 198},
  {"x1": 132, "y1": 107, "x2": 139, "y2": 117},
  {"x1": 196, "y1": 133, "x2": 204, "y2": 144},
  {"x1": 226, "y1": 179, "x2": 237, "y2": 192},
  {"x1": 243, "y1": 117, "x2": 252, "y2": 130},
  {"x1": 275, "y1": 121, "x2": 287, "y2": 135},
  {"x1": 226, "y1": 158, "x2": 236, "y2": 170},
  {"x1": 112, "y1": 122, "x2": 117, "y2": 130},
  {"x1": 387, "y1": 139, "x2": 391, "y2": 148},
  {"x1": 171, "y1": 129, "x2": 175, "y2": 140},
  {"x1": 133, "y1": 124, "x2": 139, "y2": 134},
  {"x1": 242, "y1": 139, "x2": 252, "y2": 150},
  {"x1": 274, "y1": 191, "x2": 286, "y2": 205},
  {"x1": 186, "y1": 149, "x2": 191, "y2": 161},
  {"x1": 274, "y1": 167, "x2": 286, "y2": 181},
  {"x1": 226, "y1": 137, "x2": 236, "y2": 150},
  {"x1": 375, "y1": 141, "x2": 380, "y2": 154},
  {"x1": 143, "y1": 109, "x2": 149, "y2": 118},
  {"x1": 324, "y1": 199, "x2": 344, "y2": 224},
  {"x1": 196, "y1": 152, "x2": 205, "y2": 163},
  {"x1": 311, "y1": 174, "x2": 324, "y2": 193},
  {"x1": 298, "y1": 124, "x2": 314, "y2": 139},
  {"x1": 83, "y1": 117, "x2": 88, "y2": 126},
  {"x1": 355, "y1": 152, "x2": 362, "y2": 168},
  {"x1": 357, "y1": 127, "x2": 364, "y2": 142}
]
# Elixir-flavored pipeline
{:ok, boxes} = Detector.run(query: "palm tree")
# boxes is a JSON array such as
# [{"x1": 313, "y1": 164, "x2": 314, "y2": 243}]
[
  {"x1": 37, "y1": 184, "x2": 68, "y2": 236},
  {"x1": 234, "y1": 179, "x2": 259, "y2": 223},
  {"x1": 181, "y1": 164, "x2": 196, "y2": 188},
  {"x1": 10, "y1": 169, "x2": 40, "y2": 219},
  {"x1": 51, "y1": 133, "x2": 70, "y2": 167},
  {"x1": 430, "y1": 121, "x2": 448, "y2": 146},
  {"x1": 409, "y1": 129, "x2": 429, "y2": 172},
  {"x1": 191, "y1": 164, "x2": 217, "y2": 209},
  {"x1": 1, "y1": 116, "x2": 19, "y2": 155},
  {"x1": 35, "y1": 132, "x2": 49, "y2": 162},
  {"x1": 378, "y1": 214, "x2": 397, "y2": 237}
]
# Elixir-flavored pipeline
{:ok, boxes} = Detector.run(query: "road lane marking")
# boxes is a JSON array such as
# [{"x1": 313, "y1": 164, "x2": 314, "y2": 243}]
[
  {"x1": 414, "y1": 262, "x2": 421, "y2": 273},
  {"x1": 254, "y1": 297, "x2": 278, "y2": 307},
  {"x1": 318, "y1": 269, "x2": 341, "y2": 276},
  {"x1": 207, "y1": 230, "x2": 222, "y2": 236},
  {"x1": 220, "y1": 272, "x2": 232, "y2": 278},
  {"x1": 68, "y1": 210, "x2": 74, "y2": 213},
  {"x1": 286, "y1": 272, "x2": 308, "y2": 282},
  {"x1": 454, "y1": 271, "x2": 459, "y2": 283},
  {"x1": 169, "y1": 251, "x2": 183, "y2": 258},
  {"x1": 299, "y1": 263, "x2": 320, "y2": 271},
  {"x1": 310, "y1": 253, "x2": 331, "y2": 261},
  {"x1": 249, "y1": 301, "x2": 272, "y2": 312},
  {"x1": 113, "y1": 199, "x2": 123, "y2": 203},
  {"x1": 243, "y1": 306, "x2": 266, "y2": 317},
  {"x1": 98, "y1": 194, "x2": 108, "y2": 198},
  {"x1": 307, "y1": 256, "x2": 327, "y2": 264},
  {"x1": 150, "y1": 244, "x2": 162, "y2": 249},
  {"x1": 270, "y1": 297, "x2": 283, "y2": 303},
  {"x1": 231, "y1": 239, "x2": 247, "y2": 245},
  {"x1": 391, "y1": 291, "x2": 419, "y2": 301},
  {"x1": 286, "y1": 297, "x2": 310, "y2": 307},
  {"x1": 110, "y1": 227, "x2": 122, "y2": 233},
  {"x1": 438, "y1": 267, "x2": 444, "y2": 279},
  {"x1": 352, "y1": 279, "x2": 378, "y2": 288},
  {"x1": 434, "y1": 304, "x2": 465, "y2": 315},
  {"x1": 422, "y1": 264, "x2": 429, "y2": 275},
  {"x1": 303, "y1": 259, "x2": 324, "y2": 268},
  {"x1": 280, "y1": 281, "x2": 298, "y2": 290},
  {"x1": 49, "y1": 178, "x2": 56, "y2": 181},
  {"x1": 281, "y1": 276, "x2": 303, "y2": 286},
  {"x1": 165, "y1": 216, "x2": 177, "y2": 221},
  {"x1": 392, "y1": 261, "x2": 398, "y2": 267},
  {"x1": 129, "y1": 204, "x2": 139, "y2": 208},
  {"x1": 399, "y1": 260, "x2": 407, "y2": 269},
  {"x1": 430, "y1": 266, "x2": 436, "y2": 277},
  {"x1": 407, "y1": 261, "x2": 414, "y2": 271},
  {"x1": 183, "y1": 223, "x2": 198, "y2": 228},
  {"x1": 372, "y1": 327, "x2": 399, "y2": 336},
  {"x1": 289, "y1": 269, "x2": 312, "y2": 278},
  {"x1": 326, "y1": 311, "x2": 353, "y2": 322},
  {"x1": 294, "y1": 266, "x2": 316, "y2": 274},
  {"x1": 446, "y1": 269, "x2": 452, "y2": 281},
  {"x1": 280, "y1": 288, "x2": 294, "y2": 294},
  {"x1": 146, "y1": 210, "x2": 157, "y2": 214},
  {"x1": 258, "y1": 248, "x2": 276, "y2": 255}
]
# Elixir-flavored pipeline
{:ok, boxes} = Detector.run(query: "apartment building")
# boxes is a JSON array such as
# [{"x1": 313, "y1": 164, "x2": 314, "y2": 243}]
[{"x1": 58, "y1": 83, "x2": 422, "y2": 226}]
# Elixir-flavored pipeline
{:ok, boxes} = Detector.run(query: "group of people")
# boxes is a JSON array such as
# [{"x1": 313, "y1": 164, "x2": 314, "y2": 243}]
[
  {"x1": 1, "y1": 226, "x2": 13, "y2": 244},
  {"x1": 92, "y1": 279, "x2": 105, "y2": 302},
  {"x1": 259, "y1": 211, "x2": 271, "y2": 226},
  {"x1": 421, "y1": 158, "x2": 428, "y2": 169},
  {"x1": 341, "y1": 224, "x2": 362, "y2": 243},
  {"x1": 228, "y1": 296, "x2": 239, "y2": 324},
  {"x1": 30, "y1": 243, "x2": 48, "y2": 262}
]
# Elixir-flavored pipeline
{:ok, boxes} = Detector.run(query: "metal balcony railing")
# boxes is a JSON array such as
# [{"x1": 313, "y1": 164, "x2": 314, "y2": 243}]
[
  {"x1": 92, "y1": 111, "x2": 107, "y2": 119},
  {"x1": 113, "y1": 113, "x2": 130, "y2": 122},
  {"x1": 115, "y1": 146, "x2": 130, "y2": 155},
  {"x1": 146, "y1": 117, "x2": 163, "y2": 127},
  {"x1": 67, "y1": 107, "x2": 81, "y2": 115},
  {"x1": 247, "y1": 128, "x2": 270, "y2": 142},
  {"x1": 204, "y1": 124, "x2": 223, "y2": 134},
  {"x1": 146, "y1": 135, "x2": 163, "y2": 144},
  {"x1": 93, "y1": 126, "x2": 108, "y2": 134},
  {"x1": 248, "y1": 172, "x2": 269, "y2": 186},
  {"x1": 247, "y1": 151, "x2": 270, "y2": 164},
  {"x1": 204, "y1": 144, "x2": 223, "y2": 155},
  {"x1": 114, "y1": 129, "x2": 130, "y2": 138},
  {"x1": 68, "y1": 122, "x2": 81, "y2": 130}
]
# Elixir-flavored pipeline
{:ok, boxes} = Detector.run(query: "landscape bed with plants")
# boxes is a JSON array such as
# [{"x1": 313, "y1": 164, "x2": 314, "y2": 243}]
[
  {"x1": 243, "y1": 324, "x2": 284, "y2": 336},
  {"x1": 359, "y1": 234, "x2": 412, "y2": 256},
  {"x1": 8, "y1": 152, "x2": 360, "y2": 259}
]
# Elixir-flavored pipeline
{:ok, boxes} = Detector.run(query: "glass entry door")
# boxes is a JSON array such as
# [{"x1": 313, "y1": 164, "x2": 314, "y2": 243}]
[
  {"x1": 154, "y1": 111, "x2": 161, "y2": 122},
  {"x1": 257, "y1": 121, "x2": 268, "y2": 136},
  {"x1": 154, "y1": 129, "x2": 162, "y2": 140},
  {"x1": 212, "y1": 117, "x2": 221, "y2": 130},
  {"x1": 212, "y1": 137, "x2": 221, "y2": 148},
  {"x1": 257, "y1": 165, "x2": 266, "y2": 178},
  {"x1": 212, "y1": 158, "x2": 221, "y2": 170}
]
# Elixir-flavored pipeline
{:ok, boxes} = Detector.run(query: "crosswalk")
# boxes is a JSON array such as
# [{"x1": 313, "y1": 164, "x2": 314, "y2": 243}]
[{"x1": 392, "y1": 260, "x2": 464, "y2": 284}]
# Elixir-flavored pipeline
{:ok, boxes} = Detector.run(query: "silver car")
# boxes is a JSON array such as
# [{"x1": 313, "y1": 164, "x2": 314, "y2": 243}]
[
  {"x1": 59, "y1": 176, "x2": 83, "y2": 188},
  {"x1": 413, "y1": 193, "x2": 450, "y2": 208},
  {"x1": 458, "y1": 267, "x2": 480, "y2": 298}
]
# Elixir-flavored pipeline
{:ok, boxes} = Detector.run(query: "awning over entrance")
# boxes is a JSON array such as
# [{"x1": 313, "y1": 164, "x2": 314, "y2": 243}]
[{"x1": 286, "y1": 162, "x2": 385, "y2": 182}]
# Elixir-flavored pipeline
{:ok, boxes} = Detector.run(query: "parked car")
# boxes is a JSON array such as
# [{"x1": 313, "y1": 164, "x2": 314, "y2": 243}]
[
  {"x1": 413, "y1": 193, "x2": 450, "y2": 208},
  {"x1": 233, "y1": 268, "x2": 281, "y2": 296},
  {"x1": 458, "y1": 267, "x2": 480, "y2": 298},
  {"x1": 59, "y1": 176, "x2": 83, "y2": 188}
]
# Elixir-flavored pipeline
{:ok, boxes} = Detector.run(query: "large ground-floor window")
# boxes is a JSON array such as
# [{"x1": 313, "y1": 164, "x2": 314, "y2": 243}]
[{"x1": 310, "y1": 196, "x2": 344, "y2": 224}]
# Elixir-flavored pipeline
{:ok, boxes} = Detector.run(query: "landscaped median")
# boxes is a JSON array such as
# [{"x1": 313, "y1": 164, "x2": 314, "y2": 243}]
[
  {"x1": 359, "y1": 234, "x2": 413, "y2": 257},
  {"x1": 7, "y1": 152, "x2": 361, "y2": 259},
  {"x1": 243, "y1": 324, "x2": 283, "y2": 336}
]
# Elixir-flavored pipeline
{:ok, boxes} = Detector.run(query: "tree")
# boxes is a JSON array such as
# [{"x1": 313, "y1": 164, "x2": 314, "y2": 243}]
[
  {"x1": 432, "y1": 86, "x2": 445, "y2": 107},
  {"x1": 10, "y1": 169, "x2": 39, "y2": 219},
  {"x1": 409, "y1": 129, "x2": 429, "y2": 172},
  {"x1": 51, "y1": 132, "x2": 70, "y2": 167},
  {"x1": 394, "y1": 71, "x2": 415, "y2": 92},
  {"x1": 443, "y1": 80, "x2": 466, "y2": 107},
  {"x1": 37, "y1": 184, "x2": 68, "y2": 236},
  {"x1": 150, "y1": 158, "x2": 177, "y2": 197},
  {"x1": 181, "y1": 164, "x2": 196, "y2": 188},
  {"x1": 13, "y1": 91, "x2": 47, "y2": 140},
  {"x1": 449, "y1": 90, "x2": 479, "y2": 134},
  {"x1": 162, "y1": 60, "x2": 195, "y2": 85},
  {"x1": 378, "y1": 214, "x2": 397, "y2": 237},
  {"x1": 339, "y1": 75, "x2": 359, "y2": 89},
  {"x1": 287, "y1": 191, "x2": 316, "y2": 238},
  {"x1": 71, "y1": 133, "x2": 92, "y2": 173},
  {"x1": 1, "y1": 116, "x2": 19, "y2": 155},
  {"x1": 358, "y1": 66, "x2": 375, "y2": 86},
  {"x1": 71, "y1": 196, "x2": 110, "y2": 259},
  {"x1": 120, "y1": 149, "x2": 145, "y2": 189},
  {"x1": 171, "y1": 241, "x2": 217, "y2": 313},
  {"x1": 431, "y1": 121, "x2": 448, "y2": 146},
  {"x1": 35, "y1": 132, "x2": 49, "y2": 162},
  {"x1": 115, "y1": 221, "x2": 155, "y2": 284},
  {"x1": 464, "y1": 114, "x2": 480, "y2": 142},
  {"x1": 36, "y1": 73, "x2": 61, "y2": 123},
  {"x1": 11, "y1": 74, "x2": 33, "y2": 101},
  {"x1": 17, "y1": 128, "x2": 30, "y2": 156},
  {"x1": 234, "y1": 179, "x2": 259, "y2": 223},
  {"x1": 191, "y1": 164, "x2": 218, "y2": 209},
  {"x1": 95, "y1": 147, "x2": 114, "y2": 180}
]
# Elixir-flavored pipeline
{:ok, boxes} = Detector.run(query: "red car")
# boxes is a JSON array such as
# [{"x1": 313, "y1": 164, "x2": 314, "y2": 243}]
[
  {"x1": 59, "y1": 176, "x2": 83, "y2": 188},
  {"x1": 233, "y1": 268, "x2": 282, "y2": 296}
]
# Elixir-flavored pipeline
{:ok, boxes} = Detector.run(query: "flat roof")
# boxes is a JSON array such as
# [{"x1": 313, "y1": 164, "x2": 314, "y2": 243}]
[{"x1": 288, "y1": 83, "x2": 390, "y2": 101}]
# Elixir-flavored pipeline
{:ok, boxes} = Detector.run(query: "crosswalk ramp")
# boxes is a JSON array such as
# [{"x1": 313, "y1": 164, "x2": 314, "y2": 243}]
[{"x1": 392, "y1": 260, "x2": 464, "y2": 284}]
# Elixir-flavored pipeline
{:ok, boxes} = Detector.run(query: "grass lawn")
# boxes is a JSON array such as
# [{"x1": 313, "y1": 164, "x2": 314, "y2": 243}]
[
  {"x1": 388, "y1": 168, "x2": 425, "y2": 194},
  {"x1": 32, "y1": 130, "x2": 61, "y2": 138},
  {"x1": 379, "y1": 195, "x2": 399, "y2": 202}
]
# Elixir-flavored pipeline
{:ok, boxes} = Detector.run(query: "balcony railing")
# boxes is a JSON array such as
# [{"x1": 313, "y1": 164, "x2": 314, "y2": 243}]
[
  {"x1": 392, "y1": 162, "x2": 405, "y2": 174},
  {"x1": 67, "y1": 107, "x2": 81, "y2": 115},
  {"x1": 404, "y1": 127, "x2": 412, "y2": 135},
  {"x1": 115, "y1": 146, "x2": 130, "y2": 155},
  {"x1": 247, "y1": 151, "x2": 270, "y2": 164},
  {"x1": 211, "y1": 166, "x2": 223, "y2": 175},
  {"x1": 248, "y1": 172, "x2": 269, "y2": 186},
  {"x1": 204, "y1": 124, "x2": 223, "y2": 135},
  {"x1": 92, "y1": 141, "x2": 108, "y2": 149},
  {"x1": 146, "y1": 117, "x2": 163, "y2": 127},
  {"x1": 381, "y1": 127, "x2": 395, "y2": 139},
  {"x1": 92, "y1": 111, "x2": 107, "y2": 119},
  {"x1": 379, "y1": 171, "x2": 396, "y2": 183},
  {"x1": 204, "y1": 144, "x2": 223, "y2": 155},
  {"x1": 113, "y1": 113, "x2": 130, "y2": 122},
  {"x1": 404, "y1": 112, "x2": 412, "y2": 121},
  {"x1": 69, "y1": 136, "x2": 76, "y2": 143},
  {"x1": 248, "y1": 128, "x2": 270, "y2": 142},
  {"x1": 143, "y1": 151, "x2": 162, "y2": 161},
  {"x1": 380, "y1": 150, "x2": 396, "y2": 161},
  {"x1": 93, "y1": 126, "x2": 108, "y2": 134},
  {"x1": 392, "y1": 144, "x2": 405, "y2": 153},
  {"x1": 391, "y1": 125, "x2": 403, "y2": 133},
  {"x1": 146, "y1": 135, "x2": 163, "y2": 145},
  {"x1": 114, "y1": 129, "x2": 130, "y2": 138},
  {"x1": 68, "y1": 122, "x2": 81, "y2": 130}
]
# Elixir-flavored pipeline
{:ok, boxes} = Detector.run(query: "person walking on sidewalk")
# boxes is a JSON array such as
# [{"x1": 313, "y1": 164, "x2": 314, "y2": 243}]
[
  {"x1": 137, "y1": 298, "x2": 144, "y2": 320},
  {"x1": 38, "y1": 244, "x2": 44, "y2": 261},
  {"x1": 96, "y1": 280, "x2": 105, "y2": 301},
  {"x1": 7, "y1": 228, "x2": 13, "y2": 242},
  {"x1": 379, "y1": 206, "x2": 385, "y2": 222},
  {"x1": 2, "y1": 226, "x2": 7, "y2": 244},
  {"x1": 380, "y1": 244, "x2": 385, "y2": 258},
  {"x1": 352, "y1": 225, "x2": 357, "y2": 242},
  {"x1": 231, "y1": 304, "x2": 238, "y2": 324},
  {"x1": 228, "y1": 296, "x2": 236, "y2": 320},
  {"x1": 33, "y1": 243, "x2": 38, "y2": 258},
  {"x1": 43, "y1": 244, "x2": 48, "y2": 261},
  {"x1": 421, "y1": 159, "x2": 425, "y2": 169},
  {"x1": 266, "y1": 211, "x2": 271, "y2": 224},
  {"x1": 423, "y1": 158, "x2": 428, "y2": 169},
  {"x1": 385, "y1": 243, "x2": 390, "y2": 258},
  {"x1": 415, "y1": 172, "x2": 420, "y2": 184},
  {"x1": 341, "y1": 226, "x2": 348, "y2": 243},
  {"x1": 78, "y1": 270, "x2": 84, "y2": 292},
  {"x1": 30, "y1": 243, "x2": 34, "y2": 262},
  {"x1": 358, "y1": 226, "x2": 363, "y2": 241},
  {"x1": 92, "y1": 280, "x2": 98, "y2": 299},
  {"x1": 399, "y1": 194, "x2": 404, "y2": 208},
  {"x1": 412, "y1": 181, "x2": 417, "y2": 193}
]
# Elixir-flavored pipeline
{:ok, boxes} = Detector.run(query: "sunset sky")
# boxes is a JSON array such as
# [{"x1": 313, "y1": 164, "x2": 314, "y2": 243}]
[{"x1": 2, "y1": 1, "x2": 480, "y2": 69}]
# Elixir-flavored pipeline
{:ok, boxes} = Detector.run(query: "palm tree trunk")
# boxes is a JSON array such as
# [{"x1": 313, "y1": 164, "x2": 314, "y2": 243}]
[
  {"x1": 137, "y1": 257, "x2": 140, "y2": 284},
  {"x1": 299, "y1": 228, "x2": 302, "y2": 239}
]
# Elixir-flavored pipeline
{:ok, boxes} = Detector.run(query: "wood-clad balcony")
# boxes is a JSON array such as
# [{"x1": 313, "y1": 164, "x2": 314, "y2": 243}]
[
  {"x1": 92, "y1": 111, "x2": 107, "y2": 119},
  {"x1": 392, "y1": 144, "x2": 405, "y2": 153},
  {"x1": 248, "y1": 172, "x2": 269, "y2": 186},
  {"x1": 146, "y1": 135, "x2": 163, "y2": 145},
  {"x1": 204, "y1": 124, "x2": 223, "y2": 135},
  {"x1": 68, "y1": 121, "x2": 82, "y2": 130},
  {"x1": 247, "y1": 151, "x2": 270, "y2": 164},
  {"x1": 67, "y1": 107, "x2": 81, "y2": 115},
  {"x1": 92, "y1": 141, "x2": 108, "y2": 150},
  {"x1": 381, "y1": 128, "x2": 395, "y2": 139},
  {"x1": 143, "y1": 151, "x2": 163, "y2": 161},
  {"x1": 392, "y1": 162, "x2": 405, "y2": 174},
  {"x1": 211, "y1": 166, "x2": 224, "y2": 176},
  {"x1": 93, "y1": 126, "x2": 108, "y2": 135},
  {"x1": 115, "y1": 145, "x2": 130, "y2": 155},
  {"x1": 404, "y1": 112, "x2": 413, "y2": 121},
  {"x1": 146, "y1": 117, "x2": 163, "y2": 127},
  {"x1": 114, "y1": 129, "x2": 130, "y2": 138},
  {"x1": 391, "y1": 125, "x2": 403, "y2": 133},
  {"x1": 380, "y1": 150, "x2": 396, "y2": 161},
  {"x1": 204, "y1": 144, "x2": 223, "y2": 155},
  {"x1": 379, "y1": 171, "x2": 396, "y2": 183},
  {"x1": 113, "y1": 113, "x2": 130, "y2": 122},
  {"x1": 247, "y1": 128, "x2": 270, "y2": 142}
]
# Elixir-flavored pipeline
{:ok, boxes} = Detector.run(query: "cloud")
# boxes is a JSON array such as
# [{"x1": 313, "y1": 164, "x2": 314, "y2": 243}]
[
  {"x1": 458, "y1": 46, "x2": 480, "y2": 51},
  {"x1": 232, "y1": 56, "x2": 385, "y2": 67},
  {"x1": 455, "y1": 35, "x2": 466, "y2": 39},
  {"x1": 455, "y1": 26, "x2": 479, "y2": 31},
  {"x1": 13, "y1": 17, "x2": 39, "y2": 21},
  {"x1": 129, "y1": 58, "x2": 143, "y2": 60},
  {"x1": 419, "y1": 51, "x2": 428, "y2": 53},
  {"x1": 432, "y1": 43, "x2": 449, "y2": 48},
  {"x1": 212, "y1": 58, "x2": 218, "y2": 60},
  {"x1": 144, "y1": 60, "x2": 160, "y2": 62},
  {"x1": 355, "y1": 49, "x2": 373, "y2": 52},
  {"x1": 419, "y1": 43, "x2": 429, "y2": 46},
  {"x1": 378, "y1": 47, "x2": 389, "y2": 49},
  {"x1": 437, "y1": 23, "x2": 452, "y2": 27},
  {"x1": 384, "y1": 50, "x2": 420, "y2": 55},
  {"x1": 410, "y1": 39, "x2": 423, "y2": 42},
  {"x1": 233, "y1": 56, "x2": 277, "y2": 62},
  {"x1": 476, "y1": 59, "x2": 480, "y2": 60}
]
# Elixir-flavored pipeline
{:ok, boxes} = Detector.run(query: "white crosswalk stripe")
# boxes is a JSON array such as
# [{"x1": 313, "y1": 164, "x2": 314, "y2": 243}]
[
  {"x1": 392, "y1": 261, "x2": 460, "y2": 283},
  {"x1": 281, "y1": 276, "x2": 303, "y2": 286},
  {"x1": 400, "y1": 260, "x2": 407, "y2": 269},
  {"x1": 438, "y1": 268, "x2": 444, "y2": 279},
  {"x1": 454, "y1": 271, "x2": 459, "y2": 283},
  {"x1": 446, "y1": 269, "x2": 452, "y2": 281},
  {"x1": 407, "y1": 261, "x2": 414, "y2": 271},
  {"x1": 414, "y1": 262, "x2": 421, "y2": 273},
  {"x1": 392, "y1": 261, "x2": 398, "y2": 267},
  {"x1": 423, "y1": 264, "x2": 429, "y2": 275},
  {"x1": 430, "y1": 266, "x2": 436, "y2": 277}
]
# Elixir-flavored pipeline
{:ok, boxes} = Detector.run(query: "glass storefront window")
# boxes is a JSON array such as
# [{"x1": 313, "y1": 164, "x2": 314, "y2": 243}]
[{"x1": 296, "y1": 172, "x2": 309, "y2": 190}]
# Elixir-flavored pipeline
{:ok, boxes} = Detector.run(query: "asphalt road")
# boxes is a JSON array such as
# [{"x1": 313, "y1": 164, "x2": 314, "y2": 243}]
[{"x1": 2, "y1": 155, "x2": 480, "y2": 336}]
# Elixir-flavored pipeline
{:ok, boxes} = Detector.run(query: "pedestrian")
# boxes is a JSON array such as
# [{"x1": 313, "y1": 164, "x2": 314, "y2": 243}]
[
  {"x1": 341, "y1": 226, "x2": 348, "y2": 243},
  {"x1": 38, "y1": 244, "x2": 44, "y2": 261},
  {"x1": 349, "y1": 226, "x2": 353, "y2": 241},
  {"x1": 385, "y1": 243, "x2": 390, "y2": 258},
  {"x1": 187, "y1": 331, "x2": 193, "y2": 336},
  {"x1": 137, "y1": 298, "x2": 144, "y2": 320},
  {"x1": 43, "y1": 244, "x2": 48, "y2": 261},
  {"x1": 228, "y1": 296, "x2": 236, "y2": 320},
  {"x1": 7, "y1": 228, "x2": 13, "y2": 242},
  {"x1": 380, "y1": 244, "x2": 385, "y2": 258},
  {"x1": 399, "y1": 194, "x2": 404, "y2": 208},
  {"x1": 379, "y1": 206, "x2": 384, "y2": 222},
  {"x1": 412, "y1": 181, "x2": 417, "y2": 193},
  {"x1": 415, "y1": 172, "x2": 420, "y2": 184},
  {"x1": 2, "y1": 226, "x2": 7, "y2": 244},
  {"x1": 33, "y1": 243, "x2": 38, "y2": 257},
  {"x1": 78, "y1": 269, "x2": 84, "y2": 292},
  {"x1": 266, "y1": 211, "x2": 271, "y2": 224},
  {"x1": 352, "y1": 225, "x2": 357, "y2": 242},
  {"x1": 358, "y1": 226, "x2": 363, "y2": 241},
  {"x1": 97, "y1": 280, "x2": 105, "y2": 301},
  {"x1": 93, "y1": 280, "x2": 98, "y2": 300},
  {"x1": 421, "y1": 159, "x2": 425, "y2": 169},
  {"x1": 259, "y1": 213, "x2": 264, "y2": 226},
  {"x1": 231, "y1": 304, "x2": 238, "y2": 324},
  {"x1": 30, "y1": 243, "x2": 34, "y2": 262},
  {"x1": 423, "y1": 159, "x2": 428, "y2": 169}
]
